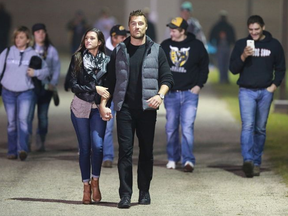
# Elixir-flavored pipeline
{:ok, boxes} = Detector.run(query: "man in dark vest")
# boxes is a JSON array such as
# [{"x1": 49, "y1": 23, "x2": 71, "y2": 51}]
[{"x1": 102, "y1": 10, "x2": 174, "y2": 209}]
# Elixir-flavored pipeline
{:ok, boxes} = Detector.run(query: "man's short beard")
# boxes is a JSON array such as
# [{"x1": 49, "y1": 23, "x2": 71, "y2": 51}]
[{"x1": 131, "y1": 34, "x2": 145, "y2": 40}]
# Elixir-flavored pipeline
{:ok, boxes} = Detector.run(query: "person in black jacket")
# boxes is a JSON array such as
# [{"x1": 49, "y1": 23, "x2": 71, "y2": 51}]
[
  {"x1": 68, "y1": 27, "x2": 111, "y2": 204},
  {"x1": 161, "y1": 17, "x2": 209, "y2": 172},
  {"x1": 229, "y1": 15, "x2": 286, "y2": 178},
  {"x1": 209, "y1": 10, "x2": 236, "y2": 84}
]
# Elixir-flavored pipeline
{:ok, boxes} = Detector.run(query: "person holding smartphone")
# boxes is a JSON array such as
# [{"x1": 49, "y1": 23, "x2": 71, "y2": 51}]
[{"x1": 229, "y1": 15, "x2": 286, "y2": 178}]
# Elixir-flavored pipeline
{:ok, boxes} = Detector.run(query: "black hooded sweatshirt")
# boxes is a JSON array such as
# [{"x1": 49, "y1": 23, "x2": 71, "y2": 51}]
[
  {"x1": 161, "y1": 33, "x2": 209, "y2": 90},
  {"x1": 229, "y1": 30, "x2": 286, "y2": 88}
]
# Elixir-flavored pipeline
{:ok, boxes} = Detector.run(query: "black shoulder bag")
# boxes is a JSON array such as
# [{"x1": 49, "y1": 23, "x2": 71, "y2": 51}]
[{"x1": 0, "y1": 47, "x2": 10, "y2": 96}]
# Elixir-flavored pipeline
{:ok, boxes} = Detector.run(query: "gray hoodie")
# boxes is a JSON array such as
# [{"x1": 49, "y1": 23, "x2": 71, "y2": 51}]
[
  {"x1": 34, "y1": 44, "x2": 61, "y2": 86},
  {"x1": 0, "y1": 45, "x2": 49, "y2": 92}
]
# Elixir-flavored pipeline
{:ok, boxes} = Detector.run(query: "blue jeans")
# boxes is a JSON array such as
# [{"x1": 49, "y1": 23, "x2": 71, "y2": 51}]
[
  {"x1": 28, "y1": 87, "x2": 53, "y2": 139},
  {"x1": 71, "y1": 109, "x2": 106, "y2": 182},
  {"x1": 239, "y1": 88, "x2": 273, "y2": 166},
  {"x1": 2, "y1": 88, "x2": 34, "y2": 156},
  {"x1": 164, "y1": 90, "x2": 199, "y2": 165},
  {"x1": 103, "y1": 102, "x2": 115, "y2": 161}
]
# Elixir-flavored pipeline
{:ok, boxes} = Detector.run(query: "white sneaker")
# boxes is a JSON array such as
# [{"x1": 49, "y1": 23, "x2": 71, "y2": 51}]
[
  {"x1": 166, "y1": 161, "x2": 176, "y2": 169},
  {"x1": 183, "y1": 161, "x2": 194, "y2": 172}
]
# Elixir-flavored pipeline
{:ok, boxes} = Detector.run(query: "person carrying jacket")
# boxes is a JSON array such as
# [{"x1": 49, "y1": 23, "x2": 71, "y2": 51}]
[
  {"x1": 28, "y1": 23, "x2": 61, "y2": 152},
  {"x1": 0, "y1": 26, "x2": 49, "y2": 161},
  {"x1": 229, "y1": 15, "x2": 286, "y2": 178}
]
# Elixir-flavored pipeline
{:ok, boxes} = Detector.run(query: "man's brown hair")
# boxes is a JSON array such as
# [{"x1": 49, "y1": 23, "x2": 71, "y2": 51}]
[{"x1": 128, "y1": 10, "x2": 147, "y2": 26}]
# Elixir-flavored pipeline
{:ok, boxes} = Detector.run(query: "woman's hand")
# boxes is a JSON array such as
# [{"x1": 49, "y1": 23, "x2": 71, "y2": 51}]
[
  {"x1": 96, "y1": 86, "x2": 110, "y2": 99},
  {"x1": 45, "y1": 84, "x2": 56, "y2": 91},
  {"x1": 27, "y1": 68, "x2": 35, "y2": 77},
  {"x1": 99, "y1": 106, "x2": 113, "y2": 121}
]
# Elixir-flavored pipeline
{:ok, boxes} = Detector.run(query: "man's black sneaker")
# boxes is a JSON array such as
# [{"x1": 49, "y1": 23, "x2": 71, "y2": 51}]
[
  {"x1": 19, "y1": 151, "x2": 28, "y2": 161},
  {"x1": 242, "y1": 161, "x2": 254, "y2": 178}
]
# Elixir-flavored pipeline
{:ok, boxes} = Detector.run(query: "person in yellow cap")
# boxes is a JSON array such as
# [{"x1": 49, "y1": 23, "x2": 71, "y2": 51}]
[
  {"x1": 161, "y1": 16, "x2": 209, "y2": 172},
  {"x1": 102, "y1": 24, "x2": 128, "y2": 168}
]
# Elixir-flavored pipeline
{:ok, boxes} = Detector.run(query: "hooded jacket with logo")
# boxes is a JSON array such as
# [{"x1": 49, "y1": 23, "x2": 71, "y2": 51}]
[
  {"x1": 161, "y1": 33, "x2": 209, "y2": 90},
  {"x1": 229, "y1": 30, "x2": 286, "y2": 88},
  {"x1": 0, "y1": 45, "x2": 49, "y2": 92}
]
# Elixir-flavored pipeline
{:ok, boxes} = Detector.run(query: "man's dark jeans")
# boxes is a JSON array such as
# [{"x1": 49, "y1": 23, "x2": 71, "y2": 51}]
[{"x1": 116, "y1": 105, "x2": 156, "y2": 198}]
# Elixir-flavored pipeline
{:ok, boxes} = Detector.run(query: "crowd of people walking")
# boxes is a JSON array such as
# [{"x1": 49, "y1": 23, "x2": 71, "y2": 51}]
[{"x1": 0, "y1": 0, "x2": 286, "y2": 209}]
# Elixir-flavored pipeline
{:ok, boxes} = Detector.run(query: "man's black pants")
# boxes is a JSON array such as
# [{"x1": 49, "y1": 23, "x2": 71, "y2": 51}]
[{"x1": 116, "y1": 105, "x2": 156, "y2": 198}]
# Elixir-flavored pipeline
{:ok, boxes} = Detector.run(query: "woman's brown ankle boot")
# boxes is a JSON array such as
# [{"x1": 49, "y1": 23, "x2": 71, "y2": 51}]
[
  {"x1": 82, "y1": 184, "x2": 91, "y2": 204},
  {"x1": 91, "y1": 178, "x2": 101, "y2": 203}
]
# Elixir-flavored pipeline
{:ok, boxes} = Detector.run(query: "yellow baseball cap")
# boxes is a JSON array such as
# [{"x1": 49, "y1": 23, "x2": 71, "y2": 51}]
[
  {"x1": 166, "y1": 17, "x2": 188, "y2": 30},
  {"x1": 110, "y1": 25, "x2": 128, "y2": 36}
]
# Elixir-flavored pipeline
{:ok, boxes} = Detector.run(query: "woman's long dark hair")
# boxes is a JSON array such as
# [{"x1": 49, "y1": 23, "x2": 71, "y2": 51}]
[
  {"x1": 75, "y1": 27, "x2": 106, "y2": 54},
  {"x1": 74, "y1": 28, "x2": 106, "y2": 73},
  {"x1": 32, "y1": 32, "x2": 53, "y2": 60}
]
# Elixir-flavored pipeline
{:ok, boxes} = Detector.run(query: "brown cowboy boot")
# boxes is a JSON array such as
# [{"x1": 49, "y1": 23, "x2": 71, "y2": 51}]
[
  {"x1": 91, "y1": 178, "x2": 101, "y2": 203},
  {"x1": 82, "y1": 184, "x2": 91, "y2": 204}
]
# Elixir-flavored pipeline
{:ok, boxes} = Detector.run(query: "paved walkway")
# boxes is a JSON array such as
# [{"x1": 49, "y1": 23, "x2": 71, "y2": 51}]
[{"x1": 0, "y1": 56, "x2": 288, "y2": 216}]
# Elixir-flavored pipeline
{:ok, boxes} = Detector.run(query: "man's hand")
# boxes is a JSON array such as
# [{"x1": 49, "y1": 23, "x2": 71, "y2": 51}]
[
  {"x1": 266, "y1": 84, "x2": 277, "y2": 93},
  {"x1": 147, "y1": 95, "x2": 162, "y2": 109},
  {"x1": 96, "y1": 86, "x2": 110, "y2": 99},
  {"x1": 27, "y1": 68, "x2": 35, "y2": 77},
  {"x1": 241, "y1": 46, "x2": 254, "y2": 61},
  {"x1": 191, "y1": 86, "x2": 200, "y2": 94}
]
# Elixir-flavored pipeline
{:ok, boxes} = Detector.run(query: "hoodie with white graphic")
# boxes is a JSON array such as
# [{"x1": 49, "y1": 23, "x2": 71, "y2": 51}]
[{"x1": 161, "y1": 33, "x2": 209, "y2": 90}]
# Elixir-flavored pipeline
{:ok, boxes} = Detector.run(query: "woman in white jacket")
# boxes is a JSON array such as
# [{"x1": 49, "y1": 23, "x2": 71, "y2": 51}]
[{"x1": 0, "y1": 26, "x2": 49, "y2": 161}]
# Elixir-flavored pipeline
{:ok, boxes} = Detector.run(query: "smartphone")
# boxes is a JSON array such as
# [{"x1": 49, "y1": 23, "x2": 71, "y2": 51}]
[{"x1": 247, "y1": 40, "x2": 255, "y2": 51}]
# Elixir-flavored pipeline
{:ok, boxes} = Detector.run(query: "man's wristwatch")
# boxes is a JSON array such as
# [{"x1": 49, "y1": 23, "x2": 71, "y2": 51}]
[{"x1": 157, "y1": 93, "x2": 165, "y2": 100}]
